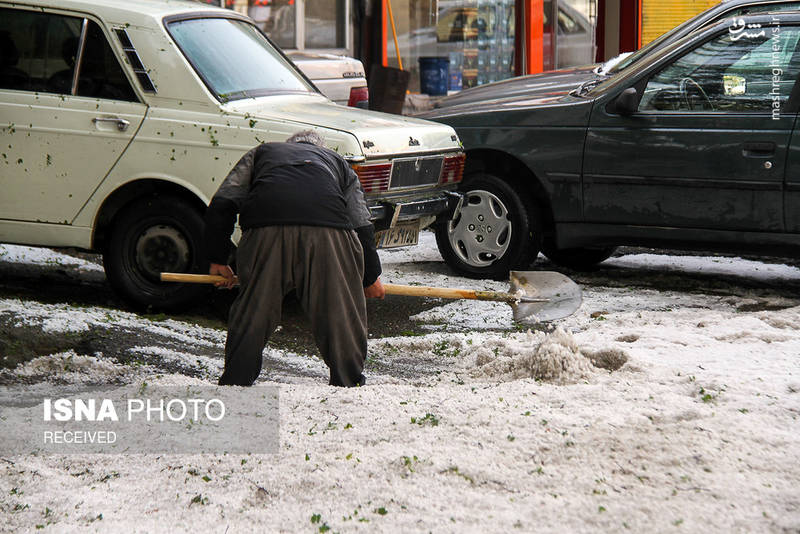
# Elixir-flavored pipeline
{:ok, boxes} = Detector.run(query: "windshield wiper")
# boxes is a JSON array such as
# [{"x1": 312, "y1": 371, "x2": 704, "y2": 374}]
[
  {"x1": 570, "y1": 79, "x2": 602, "y2": 97},
  {"x1": 218, "y1": 90, "x2": 250, "y2": 102}
]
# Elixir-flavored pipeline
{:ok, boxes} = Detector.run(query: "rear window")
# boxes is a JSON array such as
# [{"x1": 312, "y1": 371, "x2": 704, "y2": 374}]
[{"x1": 167, "y1": 17, "x2": 314, "y2": 101}]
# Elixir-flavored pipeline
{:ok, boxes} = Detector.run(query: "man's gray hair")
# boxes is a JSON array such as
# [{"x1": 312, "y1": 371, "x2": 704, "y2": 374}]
[{"x1": 286, "y1": 130, "x2": 324, "y2": 147}]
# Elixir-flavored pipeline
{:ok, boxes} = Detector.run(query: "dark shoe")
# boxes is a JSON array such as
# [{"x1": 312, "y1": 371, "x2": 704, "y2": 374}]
[
  {"x1": 218, "y1": 374, "x2": 254, "y2": 386},
  {"x1": 329, "y1": 373, "x2": 366, "y2": 387}
]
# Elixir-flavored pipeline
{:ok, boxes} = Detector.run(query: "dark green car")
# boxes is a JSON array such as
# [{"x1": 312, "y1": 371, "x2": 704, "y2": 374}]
[{"x1": 421, "y1": 11, "x2": 800, "y2": 277}]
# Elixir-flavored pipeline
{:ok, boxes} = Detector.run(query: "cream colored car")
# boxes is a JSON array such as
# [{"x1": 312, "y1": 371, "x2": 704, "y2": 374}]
[
  {"x1": 285, "y1": 51, "x2": 369, "y2": 107},
  {"x1": 0, "y1": 0, "x2": 464, "y2": 309}
]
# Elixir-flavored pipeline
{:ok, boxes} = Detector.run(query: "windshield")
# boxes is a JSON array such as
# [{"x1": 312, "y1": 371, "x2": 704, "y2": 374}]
[
  {"x1": 605, "y1": 9, "x2": 712, "y2": 75},
  {"x1": 167, "y1": 17, "x2": 314, "y2": 101}
]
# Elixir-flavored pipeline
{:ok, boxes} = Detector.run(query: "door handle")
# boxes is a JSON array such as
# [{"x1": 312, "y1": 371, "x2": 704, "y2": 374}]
[
  {"x1": 92, "y1": 117, "x2": 130, "y2": 132},
  {"x1": 742, "y1": 142, "x2": 775, "y2": 158}
]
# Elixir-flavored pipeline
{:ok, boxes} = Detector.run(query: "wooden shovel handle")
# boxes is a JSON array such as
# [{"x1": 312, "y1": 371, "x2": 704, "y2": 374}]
[
  {"x1": 383, "y1": 283, "x2": 517, "y2": 303},
  {"x1": 160, "y1": 274, "x2": 518, "y2": 303},
  {"x1": 160, "y1": 273, "x2": 239, "y2": 285}
]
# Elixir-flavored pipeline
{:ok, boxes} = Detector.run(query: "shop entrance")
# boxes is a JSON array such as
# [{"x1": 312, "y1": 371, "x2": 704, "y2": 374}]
[{"x1": 384, "y1": 0, "x2": 598, "y2": 94}]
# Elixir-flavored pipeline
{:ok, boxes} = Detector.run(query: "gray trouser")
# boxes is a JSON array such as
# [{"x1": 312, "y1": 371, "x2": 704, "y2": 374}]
[{"x1": 219, "y1": 225, "x2": 367, "y2": 387}]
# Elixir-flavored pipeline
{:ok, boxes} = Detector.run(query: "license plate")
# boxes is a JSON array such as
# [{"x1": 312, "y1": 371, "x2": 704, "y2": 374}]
[{"x1": 375, "y1": 221, "x2": 419, "y2": 249}]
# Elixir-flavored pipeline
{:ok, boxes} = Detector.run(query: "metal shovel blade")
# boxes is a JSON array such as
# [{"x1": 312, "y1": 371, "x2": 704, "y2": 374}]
[{"x1": 509, "y1": 271, "x2": 583, "y2": 323}]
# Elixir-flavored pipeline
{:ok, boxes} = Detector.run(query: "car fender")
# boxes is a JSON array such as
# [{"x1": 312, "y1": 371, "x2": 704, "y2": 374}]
[{"x1": 456, "y1": 124, "x2": 587, "y2": 224}]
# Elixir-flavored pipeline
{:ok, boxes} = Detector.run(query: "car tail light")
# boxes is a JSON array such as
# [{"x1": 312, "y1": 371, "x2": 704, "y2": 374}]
[
  {"x1": 440, "y1": 154, "x2": 465, "y2": 184},
  {"x1": 353, "y1": 162, "x2": 391, "y2": 193},
  {"x1": 348, "y1": 86, "x2": 369, "y2": 108}
]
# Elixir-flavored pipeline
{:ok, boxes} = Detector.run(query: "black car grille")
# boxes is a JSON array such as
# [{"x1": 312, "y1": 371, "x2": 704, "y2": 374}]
[{"x1": 390, "y1": 156, "x2": 444, "y2": 189}]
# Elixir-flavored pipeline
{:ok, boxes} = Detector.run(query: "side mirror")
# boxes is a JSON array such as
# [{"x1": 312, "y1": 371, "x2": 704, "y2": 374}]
[{"x1": 615, "y1": 87, "x2": 639, "y2": 115}]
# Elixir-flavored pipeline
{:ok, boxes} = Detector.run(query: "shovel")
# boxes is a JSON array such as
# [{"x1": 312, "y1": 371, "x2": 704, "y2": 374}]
[{"x1": 160, "y1": 271, "x2": 582, "y2": 323}]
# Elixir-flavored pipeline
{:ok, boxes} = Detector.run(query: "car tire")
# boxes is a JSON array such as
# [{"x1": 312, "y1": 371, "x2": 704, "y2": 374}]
[
  {"x1": 435, "y1": 172, "x2": 539, "y2": 280},
  {"x1": 542, "y1": 245, "x2": 617, "y2": 271},
  {"x1": 104, "y1": 196, "x2": 209, "y2": 310}
]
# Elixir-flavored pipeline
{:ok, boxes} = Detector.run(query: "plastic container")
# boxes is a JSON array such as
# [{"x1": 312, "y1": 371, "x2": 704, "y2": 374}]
[
  {"x1": 418, "y1": 57, "x2": 450, "y2": 96},
  {"x1": 448, "y1": 52, "x2": 463, "y2": 92},
  {"x1": 449, "y1": 70, "x2": 462, "y2": 92}
]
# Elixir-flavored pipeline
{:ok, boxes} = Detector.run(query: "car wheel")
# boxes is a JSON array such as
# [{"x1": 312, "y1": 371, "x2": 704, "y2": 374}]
[
  {"x1": 104, "y1": 196, "x2": 208, "y2": 310},
  {"x1": 543, "y1": 245, "x2": 617, "y2": 271},
  {"x1": 435, "y1": 173, "x2": 539, "y2": 279}
]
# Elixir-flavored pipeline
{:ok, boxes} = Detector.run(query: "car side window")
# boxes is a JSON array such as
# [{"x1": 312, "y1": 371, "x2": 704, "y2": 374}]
[
  {"x1": 0, "y1": 8, "x2": 137, "y2": 101},
  {"x1": 0, "y1": 8, "x2": 82, "y2": 93},
  {"x1": 639, "y1": 25, "x2": 800, "y2": 113},
  {"x1": 77, "y1": 21, "x2": 137, "y2": 101}
]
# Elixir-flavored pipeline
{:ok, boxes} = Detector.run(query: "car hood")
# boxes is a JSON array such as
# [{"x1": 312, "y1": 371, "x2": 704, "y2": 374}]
[
  {"x1": 225, "y1": 94, "x2": 461, "y2": 159},
  {"x1": 431, "y1": 65, "x2": 600, "y2": 109},
  {"x1": 418, "y1": 92, "x2": 593, "y2": 129}
]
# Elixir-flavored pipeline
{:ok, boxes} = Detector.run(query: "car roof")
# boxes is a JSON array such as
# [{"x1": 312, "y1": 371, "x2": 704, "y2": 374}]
[
  {"x1": 692, "y1": 0, "x2": 800, "y2": 26},
  {"x1": 2, "y1": 0, "x2": 230, "y2": 22},
  {"x1": 715, "y1": 10, "x2": 800, "y2": 25},
  {"x1": 720, "y1": 0, "x2": 798, "y2": 5},
  {"x1": 686, "y1": 0, "x2": 800, "y2": 27}
]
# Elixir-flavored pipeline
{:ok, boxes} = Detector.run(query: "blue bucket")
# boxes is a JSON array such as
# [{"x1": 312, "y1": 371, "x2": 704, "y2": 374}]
[{"x1": 418, "y1": 57, "x2": 450, "y2": 96}]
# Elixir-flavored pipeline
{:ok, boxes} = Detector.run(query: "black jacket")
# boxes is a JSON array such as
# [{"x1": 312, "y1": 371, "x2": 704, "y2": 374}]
[{"x1": 205, "y1": 142, "x2": 381, "y2": 286}]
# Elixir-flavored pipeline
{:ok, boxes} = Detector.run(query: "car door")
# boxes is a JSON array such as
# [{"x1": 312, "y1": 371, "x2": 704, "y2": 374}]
[
  {"x1": 0, "y1": 7, "x2": 146, "y2": 225},
  {"x1": 583, "y1": 23, "x2": 800, "y2": 233},
  {"x1": 786, "y1": 114, "x2": 800, "y2": 232}
]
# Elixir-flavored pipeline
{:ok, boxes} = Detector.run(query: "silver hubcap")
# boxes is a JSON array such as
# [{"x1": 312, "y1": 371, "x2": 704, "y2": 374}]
[
  {"x1": 135, "y1": 225, "x2": 190, "y2": 281},
  {"x1": 447, "y1": 189, "x2": 511, "y2": 267}
]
